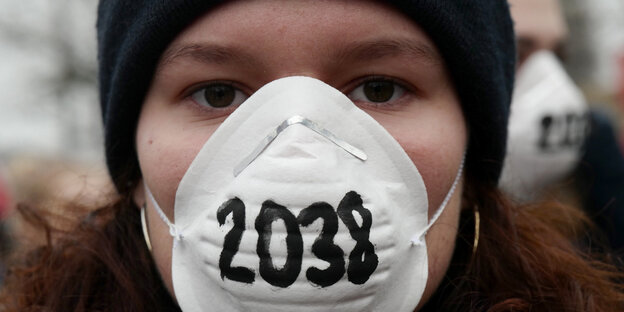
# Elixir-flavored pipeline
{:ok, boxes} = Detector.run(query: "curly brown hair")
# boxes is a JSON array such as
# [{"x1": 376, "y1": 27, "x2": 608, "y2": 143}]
[{"x1": 1, "y1": 176, "x2": 623, "y2": 312}]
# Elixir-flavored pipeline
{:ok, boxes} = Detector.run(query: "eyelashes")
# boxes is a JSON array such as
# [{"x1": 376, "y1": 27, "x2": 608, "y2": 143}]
[
  {"x1": 347, "y1": 78, "x2": 407, "y2": 106},
  {"x1": 190, "y1": 83, "x2": 248, "y2": 109},
  {"x1": 185, "y1": 76, "x2": 415, "y2": 117}
]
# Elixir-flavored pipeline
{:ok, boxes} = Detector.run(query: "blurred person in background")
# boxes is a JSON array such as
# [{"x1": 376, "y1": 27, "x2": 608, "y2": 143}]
[
  {"x1": 502, "y1": 0, "x2": 624, "y2": 259},
  {"x1": 0, "y1": 1, "x2": 623, "y2": 311},
  {"x1": 0, "y1": 168, "x2": 12, "y2": 285}
]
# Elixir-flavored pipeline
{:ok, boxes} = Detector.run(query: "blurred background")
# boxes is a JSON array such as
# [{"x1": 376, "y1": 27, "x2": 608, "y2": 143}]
[
  {"x1": 563, "y1": 0, "x2": 624, "y2": 120},
  {"x1": 0, "y1": 0, "x2": 108, "y2": 282},
  {"x1": 0, "y1": 0, "x2": 109, "y2": 208},
  {"x1": 0, "y1": 0, "x2": 623, "y2": 279}
]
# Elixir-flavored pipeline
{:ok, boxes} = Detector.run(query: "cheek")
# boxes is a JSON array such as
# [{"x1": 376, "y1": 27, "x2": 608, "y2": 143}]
[
  {"x1": 400, "y1": 137, "x2": 462, "y2": 210},
  {"x1": 381, "y1": 108, "x2": 467, "y2": 213},
  {"x1": 135, "y1": 102, "x2": 221, "y2": 297},
  {"x1": 136, "y1": 108, "x2": 218, "y2": 217},
  {"x1": 137, "y1": 133, "x2": 198, "y2": 206}
]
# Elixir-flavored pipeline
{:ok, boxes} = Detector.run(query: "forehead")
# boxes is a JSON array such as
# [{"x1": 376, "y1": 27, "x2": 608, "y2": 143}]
[
  {"x1": 509, "y1": 0, "x2": 568, "y2": 45},
  {"x1": 176, "y1": 0, "x2": 414, "y2": 39},
  {"x1": 159, "y1": 0, "x2": 443, "y2": 73}
]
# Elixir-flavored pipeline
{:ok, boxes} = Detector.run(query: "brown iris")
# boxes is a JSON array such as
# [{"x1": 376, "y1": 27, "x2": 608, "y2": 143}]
[
  {"x1": 202, "y1": 84, "x2": 235, "y2": 108},
  {"x1": 363, "y1": 81, "x2": 395, "y2": 102}
]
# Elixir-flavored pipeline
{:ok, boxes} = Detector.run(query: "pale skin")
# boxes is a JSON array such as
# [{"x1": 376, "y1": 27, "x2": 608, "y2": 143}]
[{"x1": 133, "y1": 0, "x2": 467, "y2": 310}]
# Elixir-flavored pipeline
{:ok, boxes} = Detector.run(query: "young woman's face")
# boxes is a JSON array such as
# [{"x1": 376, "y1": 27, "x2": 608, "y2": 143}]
[{"x1": 135, "y1": 0, "x2": 467, "y2": 309}]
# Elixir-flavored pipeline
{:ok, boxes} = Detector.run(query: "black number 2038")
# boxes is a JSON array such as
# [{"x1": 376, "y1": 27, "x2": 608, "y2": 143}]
[{"x1": 217, "y1": 191, "x2": 379, "y2": 288}]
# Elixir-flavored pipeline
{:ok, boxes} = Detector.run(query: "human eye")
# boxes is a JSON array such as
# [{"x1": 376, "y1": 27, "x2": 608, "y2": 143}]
[
  {"x1": 189, "y1": 82, "x2": 248, "y2": 109},
  {"x1": 347, "y1": 78, "x2": 407, "y2": 106}
]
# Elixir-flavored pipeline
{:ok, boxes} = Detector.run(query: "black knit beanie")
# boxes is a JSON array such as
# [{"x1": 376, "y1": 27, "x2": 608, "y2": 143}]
[{"x1": 97, "y1": 0, "x2": 515, "y2": 192}]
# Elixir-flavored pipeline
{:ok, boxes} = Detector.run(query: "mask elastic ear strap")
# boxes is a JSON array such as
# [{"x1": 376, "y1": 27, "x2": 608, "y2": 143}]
[
  {"x1": 144, "y1": 181, "x2": 184, "y2": 247},
  {"x1": 410, "y1": 153, "x2": 465, "y2": 246}
]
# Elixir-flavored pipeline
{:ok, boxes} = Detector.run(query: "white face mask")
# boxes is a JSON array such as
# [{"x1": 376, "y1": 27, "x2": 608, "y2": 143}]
[
  {"x1": 500, "y1": 51, "x2": 588, "y2": 201},
  {"x1": 144, "y1": 76, "x2": 464, "y2": 312}
]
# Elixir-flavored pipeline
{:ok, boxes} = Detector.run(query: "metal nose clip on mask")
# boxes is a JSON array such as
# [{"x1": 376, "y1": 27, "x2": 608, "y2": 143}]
[{"x1": 143, "y1": 76, "x2": 464, "y2": 312}]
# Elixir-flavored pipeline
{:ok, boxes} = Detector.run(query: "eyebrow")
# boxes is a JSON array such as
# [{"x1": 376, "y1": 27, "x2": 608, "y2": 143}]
[
  {"x1": 159, "y1": 43, "x2": 259, "y2": 69},
  {"x1": 334, "y1": 38, "x2": 442, "y2": 66},
  {"x1": 158, "y1": 38, "x2": 442, "y2": 71}
]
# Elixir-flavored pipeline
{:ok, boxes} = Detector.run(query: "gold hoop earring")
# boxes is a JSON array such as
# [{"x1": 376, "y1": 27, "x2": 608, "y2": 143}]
[
  {"x1": 472, "y1": 205, "x2": 480, "y2": 255},
  {"x1": 141, "y1": 204, "x2": 153, "y2": 252}
]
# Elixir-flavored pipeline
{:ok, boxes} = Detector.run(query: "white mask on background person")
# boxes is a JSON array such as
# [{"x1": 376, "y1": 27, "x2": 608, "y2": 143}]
[
  {"x1": 500, "y1": 51, "x2": 589, "y2": 202},
  {"x1": 144, "y1": 76, "x2": 464, "y2": 312}
]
